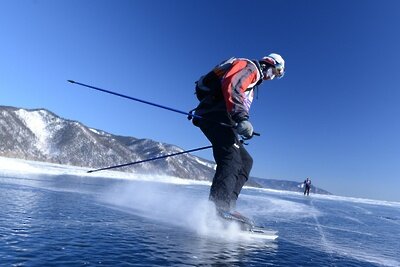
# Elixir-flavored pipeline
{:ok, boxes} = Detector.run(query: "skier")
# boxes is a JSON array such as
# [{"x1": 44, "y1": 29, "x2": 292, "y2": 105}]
[
  {"x1": 191, "y1": 54, "x2": 285, "y2": 221},
  {"x1": 304, "y1": 177, "x2": 311, "y2": 196}
]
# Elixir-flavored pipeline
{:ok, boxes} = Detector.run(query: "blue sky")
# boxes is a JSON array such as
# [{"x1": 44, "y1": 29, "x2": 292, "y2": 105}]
[{"x1": 1, "y1": 0, "x2": 399, "y2": 202}]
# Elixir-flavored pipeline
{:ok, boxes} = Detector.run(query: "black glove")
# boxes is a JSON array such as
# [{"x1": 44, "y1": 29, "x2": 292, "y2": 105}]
[{"x1": 236, "y1": 120, "x2": 254, "y2": 139}]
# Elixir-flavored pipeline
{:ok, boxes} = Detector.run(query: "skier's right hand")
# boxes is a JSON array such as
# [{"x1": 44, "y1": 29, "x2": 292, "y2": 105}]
[{"x1": 236, "y1": 120, "x2": 254, "y2": 139}]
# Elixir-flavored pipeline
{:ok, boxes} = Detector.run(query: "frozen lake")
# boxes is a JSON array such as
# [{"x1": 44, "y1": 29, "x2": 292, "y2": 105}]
[{"x1": 1, "y1": 157, "x2": 399, "y2": 266}]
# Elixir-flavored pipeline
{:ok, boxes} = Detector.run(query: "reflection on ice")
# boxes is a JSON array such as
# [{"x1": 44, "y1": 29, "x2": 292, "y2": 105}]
[{"x1": 1, "y1": 156, "x2": 400, "y2": 267}]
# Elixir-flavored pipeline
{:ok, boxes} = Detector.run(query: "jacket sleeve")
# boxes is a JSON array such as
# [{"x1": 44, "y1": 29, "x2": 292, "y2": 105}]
[{"x1": 220, "y1": 59, "x2": 259, "y2": 122}]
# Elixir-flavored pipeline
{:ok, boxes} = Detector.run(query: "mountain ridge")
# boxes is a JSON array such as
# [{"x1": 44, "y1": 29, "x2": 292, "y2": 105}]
[{"x1": 0, "y1": 105, "x2": 330, "y2": 194}]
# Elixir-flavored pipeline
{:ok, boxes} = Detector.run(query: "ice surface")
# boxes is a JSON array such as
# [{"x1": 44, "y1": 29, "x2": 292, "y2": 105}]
[{"x1": 1, "y1": 156, "x2": 399, "y2": 266}]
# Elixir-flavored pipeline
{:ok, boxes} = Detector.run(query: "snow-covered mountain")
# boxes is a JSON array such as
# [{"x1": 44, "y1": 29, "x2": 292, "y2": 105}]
[
  {"x1": 0, "y1": 105, "x2": 215, "y2": 181},
  {"x1": 0, "y1": 105, "x2": 331, "y2": 193}
]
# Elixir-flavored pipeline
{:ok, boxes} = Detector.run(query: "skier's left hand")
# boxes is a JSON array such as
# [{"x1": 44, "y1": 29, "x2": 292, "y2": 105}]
[{"x1": 236, "y1": 120, "x2": 254, "y2": 139}]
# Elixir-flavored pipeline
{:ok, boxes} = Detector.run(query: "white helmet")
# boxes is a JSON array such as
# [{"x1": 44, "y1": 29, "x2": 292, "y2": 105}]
[{"x1": 261, "y1": 53, "x2": 285, "y2": 79}]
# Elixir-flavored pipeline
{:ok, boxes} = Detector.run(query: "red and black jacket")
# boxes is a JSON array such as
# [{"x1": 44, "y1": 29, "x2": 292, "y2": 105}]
[{"x1": 195, "y1": 57, "x2": 263, "y2": 123}]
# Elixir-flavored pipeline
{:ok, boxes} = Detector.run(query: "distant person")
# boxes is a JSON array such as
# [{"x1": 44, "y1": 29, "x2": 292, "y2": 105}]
[
  {"x1": 304, "y1": 177, "x2": 311, "y2": 196},
  {"x1": 190, "y1": 54, "x2": 285, "y2": 221}
]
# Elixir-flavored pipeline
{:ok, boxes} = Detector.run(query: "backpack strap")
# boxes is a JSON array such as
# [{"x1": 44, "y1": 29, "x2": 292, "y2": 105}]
[{"x1": 252, "y1": 59, "x2": 264, "y2": 86}]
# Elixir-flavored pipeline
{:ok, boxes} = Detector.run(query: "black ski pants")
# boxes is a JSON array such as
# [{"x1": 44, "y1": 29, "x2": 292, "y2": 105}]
[
  {"x1": 304, "y1": 185, "x2": 311, "y2": 196},
  {"x1": 199, "y1": 113, "x2": 253, "y2": 211}
]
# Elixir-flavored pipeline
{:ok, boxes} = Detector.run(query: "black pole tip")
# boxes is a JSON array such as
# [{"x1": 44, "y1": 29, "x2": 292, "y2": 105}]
[
  {"x1": 67, "y1": 80, "x2": 75, "y2": 83},
  {"x1": 87, "y1": 170, "x2": 93, "y2": 173}
]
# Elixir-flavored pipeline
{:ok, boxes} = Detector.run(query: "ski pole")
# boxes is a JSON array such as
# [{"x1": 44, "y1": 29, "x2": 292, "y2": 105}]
[
  {"x1": 67, "y1": 80, "x2": 260, "y2": 136},
  {"x1": 87, "y1": 145, "x2": 213, "y2": 173}
]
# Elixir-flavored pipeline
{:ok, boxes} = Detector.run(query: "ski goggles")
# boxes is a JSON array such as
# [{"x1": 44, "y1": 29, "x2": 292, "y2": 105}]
[{"x1": 273, "y1": 63, "x2": 285, "y2": 79}]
